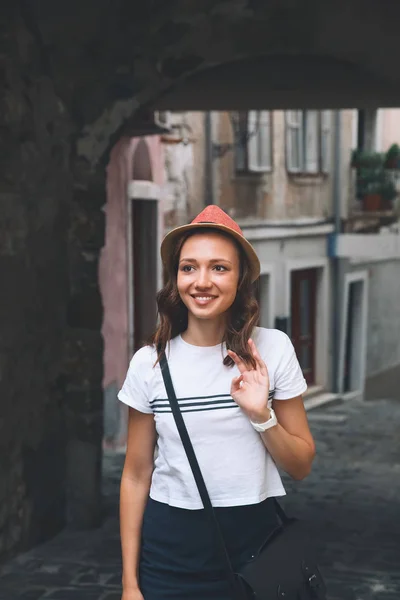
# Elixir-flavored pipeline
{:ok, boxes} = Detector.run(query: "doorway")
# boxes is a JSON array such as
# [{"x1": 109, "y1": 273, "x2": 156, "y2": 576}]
[
  {"x1": 342, "y1": 277, "x2": 368, "y2": 393},
  {"x1": 131, "y1": 199, "x2": 158, "y2": 352},
  {"x1": 254, "y1": 273, "x2": 272, "y2": 328},
  {"x1": 291, "y1": 268, "x2": 317, "y2": 385}
]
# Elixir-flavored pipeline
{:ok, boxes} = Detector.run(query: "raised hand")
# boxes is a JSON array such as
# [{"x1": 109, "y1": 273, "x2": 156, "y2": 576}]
[{"x1": 227, "y1": 338, "x2": 271, "y2": 423}]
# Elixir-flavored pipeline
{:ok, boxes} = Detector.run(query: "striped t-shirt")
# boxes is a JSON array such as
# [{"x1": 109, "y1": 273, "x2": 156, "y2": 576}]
[{"x1": 118, "y1": 327, "x2": 307, "y2": 510}]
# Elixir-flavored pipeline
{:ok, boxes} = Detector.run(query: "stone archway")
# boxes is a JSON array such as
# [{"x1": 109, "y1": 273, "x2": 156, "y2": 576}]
[{"x1": 3, "y1": 0, "x2": 400, "y2": 563}]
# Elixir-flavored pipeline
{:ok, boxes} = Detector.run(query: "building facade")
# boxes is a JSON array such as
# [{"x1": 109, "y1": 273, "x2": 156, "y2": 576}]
[
  {"x1": 99, "y1": 107, "x2": 400, "y2": 446},
  {"x1": 336, "y1": 109, "x2": 400, "y2": 400}
]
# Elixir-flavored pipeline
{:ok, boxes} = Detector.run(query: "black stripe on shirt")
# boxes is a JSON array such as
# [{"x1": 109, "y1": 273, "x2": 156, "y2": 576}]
[
  {"x1": 151, "y1": 389, "x2": 275, "y2": 414},
  {"x1": 150, "y1": 393, "x2": 232, "y2": 405},
  {"x1": 153, "y1": 404, "x2": 239, "y2": 414},
  {"x1": 151, "y1": 398, "x2": 236, "y2": 410}
]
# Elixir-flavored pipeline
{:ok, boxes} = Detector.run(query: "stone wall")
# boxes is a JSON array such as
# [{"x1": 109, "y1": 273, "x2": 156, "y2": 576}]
[
  {"x1": 0, "y1": 5, "x2": 107, "y2": 562},
  {"x1": 0, "y1": 7, "x2": 73, "y2": 560},
  {"x1": 64, "y1": 170, "x2": 105, "y2": 530}
]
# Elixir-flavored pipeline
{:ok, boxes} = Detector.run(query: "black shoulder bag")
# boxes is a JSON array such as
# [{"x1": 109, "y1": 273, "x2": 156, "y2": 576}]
[{"x1": 159, "y1": 353, "x2": 327, "y2": 600}]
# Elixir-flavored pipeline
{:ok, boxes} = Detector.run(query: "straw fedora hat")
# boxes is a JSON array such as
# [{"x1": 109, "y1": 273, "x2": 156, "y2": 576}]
[{"x1": 160, "y1": 205, "x2": 260, "y2": 283}]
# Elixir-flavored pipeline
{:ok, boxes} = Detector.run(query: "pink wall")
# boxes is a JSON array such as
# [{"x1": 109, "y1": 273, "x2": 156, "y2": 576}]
[
  {"x1": 380, "y1": 109, "x2": 400, "y2": 151},
  {"x1": 99, "y1": 135, "x2": 164, "y2": 391}
]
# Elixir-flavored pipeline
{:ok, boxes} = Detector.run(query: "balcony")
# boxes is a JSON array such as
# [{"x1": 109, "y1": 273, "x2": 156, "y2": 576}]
[
  {"x1": 345, "y1": 207, "x2": 398, "y2": 234},
  {"x1": 329, "y1": 147, "x2": 400, "y2": 259},
  {"x1": 345, "y1": 147, "x2": 400, "y2": 234}
]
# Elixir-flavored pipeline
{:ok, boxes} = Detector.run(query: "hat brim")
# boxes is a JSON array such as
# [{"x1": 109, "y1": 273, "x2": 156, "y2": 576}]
[{"x1": 160, "y1": 222, "x2": 260, "y2": 283}]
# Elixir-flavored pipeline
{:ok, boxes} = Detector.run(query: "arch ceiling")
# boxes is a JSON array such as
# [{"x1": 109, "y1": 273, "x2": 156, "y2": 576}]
[{"x1": 26, "y1": 0, "x2": 400, "y2": 162}]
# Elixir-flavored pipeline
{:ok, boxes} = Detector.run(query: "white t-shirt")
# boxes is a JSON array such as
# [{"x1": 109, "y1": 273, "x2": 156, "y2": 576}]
[{"x1": 118, "y1": 327, "x2": 307, "y2": 510}]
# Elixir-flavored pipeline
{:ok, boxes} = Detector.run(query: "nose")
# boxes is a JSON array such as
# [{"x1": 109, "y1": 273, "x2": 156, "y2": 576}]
[{"x1": 195, "y1": 268, "x2": 212, "y2": 289}]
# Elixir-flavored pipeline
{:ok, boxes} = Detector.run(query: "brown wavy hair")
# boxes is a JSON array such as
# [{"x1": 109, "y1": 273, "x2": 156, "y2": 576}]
[{"x1": 148, "y1": 228, "x2": 260, "y2": 368}]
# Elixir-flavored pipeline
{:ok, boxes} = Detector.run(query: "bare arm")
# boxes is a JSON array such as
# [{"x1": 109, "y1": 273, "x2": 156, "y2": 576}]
[
  {"x1": 260, "y1": 396, "x2": 315, "y2": 480},
  {"x1": 228, "y1": 339, "x2": 315, "y2": 481},
  {"x1": 120, "y1": 408, "x2": 157, "y2": 594}
]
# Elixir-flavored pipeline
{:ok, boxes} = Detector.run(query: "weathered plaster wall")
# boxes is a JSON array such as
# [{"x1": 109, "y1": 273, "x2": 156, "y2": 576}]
[
  {"x1": 99, "y1": 139, "x2": 130, "y2": 394},
  {"x1": 185, "y1": 112, "x2": 206, "y2": 221},
  {"x1": 363, "y1": 260, "x2": 400, "y2": 377},
  {"x1": 99, "y1": 135, "x2": 164, "y2": 445},
  {"x1": 216, "y1": 111, "x2": 335, "y2": 220},
  {"x1": 162, "y1": 112, "x2": 205, "y2": 228},
  {"x1": 99, "y1": 135, "x2": 165, "y2": 389},
  {"x1": 380, "y1": 109, "x2": 400, "y2": 152}
]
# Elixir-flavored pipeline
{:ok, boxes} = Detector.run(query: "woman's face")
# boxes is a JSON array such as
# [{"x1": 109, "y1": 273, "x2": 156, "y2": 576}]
[{"x1": 177, "y1": 231, "x2": 240, "y2": 322}]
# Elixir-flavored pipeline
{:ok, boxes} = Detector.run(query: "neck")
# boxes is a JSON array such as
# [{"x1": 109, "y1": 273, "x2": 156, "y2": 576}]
[{"x1": 181, "y1": 315, "x2": 226, "y2": 347}]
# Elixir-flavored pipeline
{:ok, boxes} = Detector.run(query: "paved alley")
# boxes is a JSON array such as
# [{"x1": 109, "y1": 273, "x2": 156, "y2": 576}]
[{"x1": 0, "y1": 397, "x2": 400, "y2": 600}]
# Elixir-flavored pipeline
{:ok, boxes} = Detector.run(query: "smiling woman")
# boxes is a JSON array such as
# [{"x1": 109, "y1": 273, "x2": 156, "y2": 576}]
[
  {"x1": 177, "y1": 232, "x2": 240, "y2": 341},
  {"x1": 118, "y1": 205, "x2": 316, "y2": 600}
]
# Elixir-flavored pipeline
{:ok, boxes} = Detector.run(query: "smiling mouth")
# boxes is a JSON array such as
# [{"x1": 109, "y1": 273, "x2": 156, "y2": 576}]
[{"x1": 191, "y1": 295, "x2": 217, "y2": 305}]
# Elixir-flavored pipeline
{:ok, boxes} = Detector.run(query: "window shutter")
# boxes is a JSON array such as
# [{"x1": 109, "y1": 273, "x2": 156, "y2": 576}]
[
  {"x1": 286, "y1": 111, "x2": 302, "y2": 173},
  {"x1": 247, "y1": 111, "x2": 259, "y2": 171},
  {"x1": 258, "y1": 111, "x2": 272, "y2": 171},
  {"x1": 304, "y1": 110, "x2": 319, "y2": 173},
  {"x1": 320, "y1": 110, "x2": 331, "y2": 173}
]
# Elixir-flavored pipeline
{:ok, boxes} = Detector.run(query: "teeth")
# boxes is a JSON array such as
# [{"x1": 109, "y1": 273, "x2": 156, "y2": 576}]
[{"x1": 195, "y1": 297, "x2": 214, "y2": 300}]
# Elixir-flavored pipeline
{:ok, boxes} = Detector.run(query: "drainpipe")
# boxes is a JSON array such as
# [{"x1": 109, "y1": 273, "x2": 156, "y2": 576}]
[
  {"x1": 331, "y1": 110, "x2": 342, "y2": 394},
  {"x1": 204, "y1": 112, "x2": 214, "y2": 205}
]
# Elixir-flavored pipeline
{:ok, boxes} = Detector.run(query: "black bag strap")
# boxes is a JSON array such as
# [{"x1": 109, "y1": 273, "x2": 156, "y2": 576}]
[{"x1": 159, "y1": 353, "x2": 245, "y2": 600}]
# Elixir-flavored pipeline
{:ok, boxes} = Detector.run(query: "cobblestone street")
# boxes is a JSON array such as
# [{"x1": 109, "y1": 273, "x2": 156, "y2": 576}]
[{"x1": 0, "y1": 397, "x2": 400, "y2": 600}]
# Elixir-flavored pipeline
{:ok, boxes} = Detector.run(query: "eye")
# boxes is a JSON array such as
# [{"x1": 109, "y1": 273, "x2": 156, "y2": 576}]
[
  {"x1": 213, "y1": 265, "x2": 227, "y2": 272},
  {"x1": 181, "y1": 265, "x2": 194, "y2": 272}
]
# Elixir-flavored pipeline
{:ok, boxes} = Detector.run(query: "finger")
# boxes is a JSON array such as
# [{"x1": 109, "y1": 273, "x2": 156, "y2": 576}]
[
  {"x1": 242, "y1": 369, "x2": 255, "y2": 381},
  {"x1": 227, "y1": 349, "x2": 248, "y2": 374},
  {"x1": 232, "y1": 374, "x2": 243, "y2": 386},
  {"x1": 231, "y1": 374, "x2": 244, "y2": 392},
  {"x1": 249, "y1": 339, "x2": 268, "y2": 376}
]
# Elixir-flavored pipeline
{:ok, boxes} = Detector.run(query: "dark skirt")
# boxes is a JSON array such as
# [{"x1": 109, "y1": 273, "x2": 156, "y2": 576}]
[{"x1": 139, "y1": 496, "x2": 279, "y2": 600}]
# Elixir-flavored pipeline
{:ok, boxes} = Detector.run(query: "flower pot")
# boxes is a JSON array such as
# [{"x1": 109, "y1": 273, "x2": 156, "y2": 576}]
[
  {"x1": 362, "y1": 194, "x2": 382, "y2": 211},
  {"x1": 384, "y1": 158, "x2": 399, "y2": 169}
]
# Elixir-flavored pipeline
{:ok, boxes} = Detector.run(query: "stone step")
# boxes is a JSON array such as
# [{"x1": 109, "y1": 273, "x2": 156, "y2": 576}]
[
  {"x1": 303, "y1": 384, "x2": 325, "y2": 400},
  {"x1": 304, "y1": 392, "x2": 341, "y2": 411}
]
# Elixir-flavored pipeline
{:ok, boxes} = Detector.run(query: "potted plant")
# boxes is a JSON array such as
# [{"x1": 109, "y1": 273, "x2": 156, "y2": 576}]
[
  {"x1": 384, "y1": 144, "x2": 400, "y2": 169},
  {"x1": 357, "y1": 166, "x2": 383, "y2": 211},
  {"x1": 351, "y1": 149, "x2": 385, "y2": 169},
  {"x1": 357, "y1": 165, "x2": 397, "y2": 211}
]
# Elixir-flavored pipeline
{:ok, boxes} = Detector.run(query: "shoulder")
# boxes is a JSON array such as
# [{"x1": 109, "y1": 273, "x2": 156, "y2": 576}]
[
  {"x1": 253, "y1": 326, "x2": 290, "y2": 353},
  {"x1": 252, "y1": 327, "x2": 295, "y2": 375},
  {"x1": 254, "y1": 328, "x2": 307, "y2": 399},
  {"x1": 129, "y1": 344, "x2": 158, "y2": 372}
]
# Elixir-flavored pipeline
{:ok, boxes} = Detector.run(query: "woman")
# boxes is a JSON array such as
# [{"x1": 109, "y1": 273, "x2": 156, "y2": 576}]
[{"x1": 118, "y1": 205, "x2": 316, "y2": 600}]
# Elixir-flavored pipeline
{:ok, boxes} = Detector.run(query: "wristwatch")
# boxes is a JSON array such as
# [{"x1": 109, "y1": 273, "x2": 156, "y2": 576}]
[{"x1": 250, "y1": 408, "x2": 278, "y2": 432}]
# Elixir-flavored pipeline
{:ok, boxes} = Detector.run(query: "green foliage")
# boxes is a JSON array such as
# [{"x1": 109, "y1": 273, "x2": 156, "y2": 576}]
[
  {"x1": 351, "y1": 149, "x2": 385, "y2": 169},
  {"x1": 384, "y1": 144, "x2": 400, "y2": 168},
  {"x1": 352, "y1": 146, "x2": 398, "y2": 206},
  {"x1": 385, "y1": 143, "x2": 400, "y2": 159}
]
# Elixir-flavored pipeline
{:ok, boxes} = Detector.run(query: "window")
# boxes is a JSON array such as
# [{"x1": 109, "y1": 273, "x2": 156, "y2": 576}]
[
  {"x1": 286, "y1": 110, "x2": 331, "y2": 174},
  {"x1": 235, "y1": 111, "x2": 272, "y2": 173}
]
